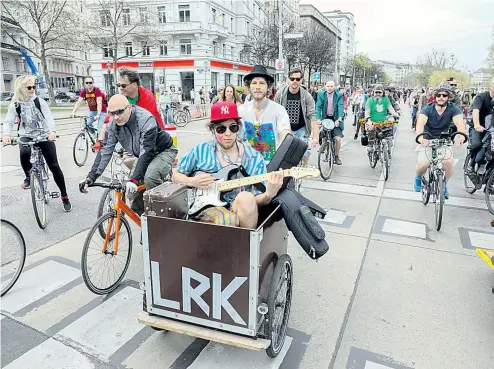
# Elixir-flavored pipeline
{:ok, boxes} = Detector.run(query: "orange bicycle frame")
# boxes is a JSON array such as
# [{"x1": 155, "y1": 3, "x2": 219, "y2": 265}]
[{"x1": 102, "y1": 184, "x2": 146, "y2": 254}]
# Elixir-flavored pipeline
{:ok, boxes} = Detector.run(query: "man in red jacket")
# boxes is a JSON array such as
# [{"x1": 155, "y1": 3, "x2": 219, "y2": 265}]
[{"x1": 95, "y1": 68, "x2": 164, "y2": 149}]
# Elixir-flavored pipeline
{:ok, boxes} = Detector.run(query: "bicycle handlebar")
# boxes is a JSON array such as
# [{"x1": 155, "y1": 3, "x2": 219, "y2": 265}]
[
  {"x1": 3, "y1": 135, "x2": 59, "y2": 147},
  {"x1": 415, "y1": 131, "x2": 468, "y2": 145}
]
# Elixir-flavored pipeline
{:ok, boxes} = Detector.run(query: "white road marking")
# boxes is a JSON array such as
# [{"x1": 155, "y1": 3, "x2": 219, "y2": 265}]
[
  {"x1": 323, "y1": 209, "x2": 347, "y2": 224},
  {"x1": 55, "y1": 286, "x2": 143, "y2": 361},
  {"x1": 303, "y1": 179, "x2": 377, "y2": 196},
  {"x1": 382, "y1": 219, "x2": 427, "y2": 239},
  {"x1": 4, "y1": 338, "x2": 95, "y2": 369},
  {"x1": 0, "y1": 165, "x2": 22, "y2": 173},
  {"x1": 1, "y1": 260, "x2": 79, "y2": 314},
  {"x1": 188, "y1": 336, "x2": 292, "y2": 369},
  {"x1": 468, "y1": 230, "x2": 494, "y2": 249},
  {"x1": 365, "y1": 361, "x2": 395, "y2": 369}
]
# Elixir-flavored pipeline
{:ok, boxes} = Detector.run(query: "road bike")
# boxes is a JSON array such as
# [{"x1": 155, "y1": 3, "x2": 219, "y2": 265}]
[
  {"x1": 416, "y1": 131, "x2": 468, "y2": 231},
  {"x1": 486, "y1": 170, "x2": 494, "y2": 215},
  {"x1": 361, "y1": 118, "x2": 396, "y2": 181},
  {"x1": 318, "y1": 119, "x2": 336, "y2": 180},
  {"x1": 7, "y1": 136, "x2": 60, "y2": 229},
  {"x1": 81, "y1": 180, "x2": 145, "y2": 295},
  {"x1": 73, "y1": 115, "x2": 98, "y2": 167},
  {"x1": 171, "y1": 102, "x2": 191, "y2": 126},
  {"x1": 1, "y1": 219, "x2": 26, "y2": 296}
]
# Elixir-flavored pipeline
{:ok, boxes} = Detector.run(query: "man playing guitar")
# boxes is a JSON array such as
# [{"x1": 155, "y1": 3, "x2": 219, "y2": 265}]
[{"x1": 172, "y1": 102, "x2": 285, "y2": 229}]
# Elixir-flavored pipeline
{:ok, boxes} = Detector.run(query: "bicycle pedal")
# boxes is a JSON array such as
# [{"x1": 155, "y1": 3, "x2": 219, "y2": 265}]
[{"x1": 50, "y1": 192, "x2": 60, "y2": 198}]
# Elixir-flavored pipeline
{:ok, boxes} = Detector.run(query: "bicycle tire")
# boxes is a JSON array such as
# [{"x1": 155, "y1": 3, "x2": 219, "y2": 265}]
[
  {"x1": 30, "y1": 171, "x2": 47, "y2": 229},
  {"x1": 382, "y1": 141, "x2": 390, "y2": 181},
  {"x1": 318, "y1": 140, "x2": 334, "y2": 180},
  {"x1": 421, "y1": 174, "x2": 431, "y2": 205},
  {"x1": 96, "y1": 188, "x2": 125, "y2": 239},
  {"x1": 435, "y1": 172, "x2": 445, "y2": 231},
  {"x1": 81, "y1": 213, "x2": 133, "y2": 295},
  {"x1": 1, "y1": 219, "x2": 26, "y2": 297},
  {"x1": 485, "y1": 170, "x2": 494, "y2": 215},
  {"x1": 173, "y1": 111, "x2": 188, "y2": 127},
  {"x1": 73, "y1": 132, "x2": 89, "y2": 167},
  {"x1": 463, "y1": 152, "x2": 476, "y2": 194},
  {"x1": 368, "y1": 147, "x2": 378, "y2": 169}
]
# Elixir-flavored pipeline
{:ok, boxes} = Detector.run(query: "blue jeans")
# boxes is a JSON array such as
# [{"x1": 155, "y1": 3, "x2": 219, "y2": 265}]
[
  {"x1": 293, "y1": 127, "x2": 311, "y2": 157},
  {"x1": 88, "y1": 111, "x2": 107, "y2": 136},
  {"x1": 161, "y1": 105, "x2": 174, "y2": 124}
]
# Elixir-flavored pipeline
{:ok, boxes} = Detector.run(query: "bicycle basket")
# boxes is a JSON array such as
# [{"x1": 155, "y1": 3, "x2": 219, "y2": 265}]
[
  {"x1": 322, "y1": 119, "x2": 335, "y2": 131},
  {"x1": 378, "y1": 126, "x2": 394, "y2": 138}
]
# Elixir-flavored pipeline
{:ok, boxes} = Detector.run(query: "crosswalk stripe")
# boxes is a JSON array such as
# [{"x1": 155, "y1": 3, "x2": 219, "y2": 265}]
[
  {"x1": 54, "y1": 286, "x2": 144, "y2": 362},
  {"x1": 1, "y1": 260, "x2": 80, "y2": 315},
  {"x1": 187, "y1": 336, "x2": 292, "y2": 369},
  {"x1": 4, "y1": 338, "x2": 95, "y2": 369}
]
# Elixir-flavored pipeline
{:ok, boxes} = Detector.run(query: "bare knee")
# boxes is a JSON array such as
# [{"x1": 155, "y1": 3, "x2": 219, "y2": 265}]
[{"x1": 233, "y1": 192, "x2": 257, "y2": 214}]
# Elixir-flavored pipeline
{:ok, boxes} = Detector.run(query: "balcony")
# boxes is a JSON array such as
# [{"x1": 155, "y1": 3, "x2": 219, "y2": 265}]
[
  {"x1": 1, "y1": 42, "x2": 20, "y2": 54},
  {"x1": 156, "y1": 21, "x2": 202, "y2": 34},
  {"x1": 208, "y1": 23, "x2": 230, "y2": 39}
]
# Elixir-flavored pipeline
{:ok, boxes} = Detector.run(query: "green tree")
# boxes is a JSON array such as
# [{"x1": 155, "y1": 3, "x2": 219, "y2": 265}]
[{"x1": 428, "y1": 70, "x2": 470, "y2": 89}]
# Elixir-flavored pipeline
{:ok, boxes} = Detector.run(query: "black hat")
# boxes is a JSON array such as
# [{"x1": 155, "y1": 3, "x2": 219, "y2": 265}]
[{"x1": 243, "y1": 65, "x2": 274, "y2": 84}]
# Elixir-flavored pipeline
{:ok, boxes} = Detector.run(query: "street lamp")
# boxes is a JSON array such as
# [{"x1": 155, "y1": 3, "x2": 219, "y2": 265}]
[{"x1": 106, "y1": 61, "x2": 113, "y2": 97}]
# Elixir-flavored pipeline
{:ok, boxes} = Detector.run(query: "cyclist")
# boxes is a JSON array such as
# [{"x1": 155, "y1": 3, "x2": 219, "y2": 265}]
[
  {"x1": 238, "y1": 65, "x2": 291, "y2": 162},
  {"x1": 3, "y1": 75, "x2": 72, "y2": 211},
  {"x1": 467, "y1": 78, "x2": 494, "y2": 173},
  {"x1": 316, "y1": 80, "x2": 344, "y2": 165},
  {"x1": 79, "y1": 95, "x2": 177, "y2": 214},
  {"x1": 363, "y1": 85, "x2": 399, "y2": 145},
  {"x1": 173, "y1": 101, "x2": 284, "y2": 228},
  {"x1": 274, "y1": 69, "x2": 317, "y2": 167},
  {"x1": 413, "y1": 84, "x2": 466, "y2": 198},
  {"x1": 418, "y1": 87, "x2": 434, "y2": 112},
  {"x1": 71, "y1": 76, "x2": 108, "y2": 136}
]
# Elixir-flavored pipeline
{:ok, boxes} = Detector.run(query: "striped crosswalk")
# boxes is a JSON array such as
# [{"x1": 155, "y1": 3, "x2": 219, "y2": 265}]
[{"x1": 1, "y1": 257, "x2": 293, "y2": 369}]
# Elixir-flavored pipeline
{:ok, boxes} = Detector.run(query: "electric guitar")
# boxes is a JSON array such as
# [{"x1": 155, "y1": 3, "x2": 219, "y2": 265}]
[{"x1": 188, "y1": 165, "x2": 319, "y2": 215}]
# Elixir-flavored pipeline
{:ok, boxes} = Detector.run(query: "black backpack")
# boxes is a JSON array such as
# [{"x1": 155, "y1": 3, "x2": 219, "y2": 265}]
[{"x1": 15, "y1": 97, "x2": 45, "y2": 121}]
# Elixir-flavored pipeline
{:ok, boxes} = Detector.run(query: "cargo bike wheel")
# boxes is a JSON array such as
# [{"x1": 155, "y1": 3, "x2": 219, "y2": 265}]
[
  {"x1": 266, "y1": 254, "x2": 293, "y2": 358},
  {"x1": 81, "y1": 213, "x2": 133, "y2": 295}
]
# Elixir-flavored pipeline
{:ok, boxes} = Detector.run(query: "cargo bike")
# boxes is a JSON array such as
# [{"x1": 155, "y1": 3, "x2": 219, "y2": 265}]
[{"x1": 138, "y1": 182, "x2": 293, "y2": 357}]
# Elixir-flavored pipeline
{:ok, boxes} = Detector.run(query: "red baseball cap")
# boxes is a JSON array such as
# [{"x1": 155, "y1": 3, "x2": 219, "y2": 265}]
[{"x1": 210, "y1": 101, "x2": 241, "y2": 123}]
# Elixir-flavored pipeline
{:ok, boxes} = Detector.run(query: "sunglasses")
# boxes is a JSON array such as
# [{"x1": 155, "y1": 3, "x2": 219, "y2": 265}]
[
  {"x1": 374, "y1": 91, "x2": 383, "y2": 94},
  {"x1": 450, "y1": 84, "x2": 457, "y2": 87},
  {"x1": 108, "y1": 106, "x2": 129, "y2": 116},
  {"x1": 116, "y1": 83, "x2": 133, "y2": 88},
  {"x1": 436, "y1": 93, "x2": 449, "y2": 98},
  {"x1": 289, "y1": 77, "x2": 302, "y2": 82},
  {"x1": 26, "y1": 85, "x2": 37, "y2": 91},
  {"x1": 214, "y1": 123, "x2": 240, "y2": 134},
  {"x1": 85, "y1": 81, "x2": 93, "y2": 85}
]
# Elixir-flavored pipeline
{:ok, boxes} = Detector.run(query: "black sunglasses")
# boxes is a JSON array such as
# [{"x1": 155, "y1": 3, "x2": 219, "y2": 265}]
[
  {"x1": 374, "y1": 91, "x2": 383, "y2": 94},
  {"x1": 450, "y1": 84, "x2": 457, "y2": 87},
  {"x1": 108, "y1": 106, "x2": 129, "y2": 116},
  {"x1": 116, "y1": 83, "x2": 134, "y2": 88},
  {"x1": 214, "y1": 123, "x2": 240, "y2": 134},
  {"x1": 289, "y1": 77, "x2": 302, "y2": 82},
  {"x1": 26, "y1": 85, "x2": 37, "y2": 91},
  {"x1": 436, "y1": 93, "x2": 449, "y2": 98},
  {"x1": 85, "y1": 81, "x2": 93, "y2": 85}
]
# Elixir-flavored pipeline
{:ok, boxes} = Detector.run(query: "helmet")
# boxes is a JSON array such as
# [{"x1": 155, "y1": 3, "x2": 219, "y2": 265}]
[
  {"x1": 373, "y1": 84, "x2": 384, "y2": 93},
  {"x1": 434, "y1": 84, "x2": 453, "y2": 97}
]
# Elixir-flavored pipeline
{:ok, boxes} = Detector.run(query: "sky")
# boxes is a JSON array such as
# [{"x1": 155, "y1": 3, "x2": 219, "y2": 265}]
[{"x1": 300, "y1": 0, "x2": 493, "y2": 72}]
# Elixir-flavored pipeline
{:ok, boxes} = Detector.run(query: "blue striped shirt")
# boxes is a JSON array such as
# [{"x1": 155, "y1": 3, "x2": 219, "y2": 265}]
[{"x1": 176, "y1": 140, "x2": 266, "y2": 203}]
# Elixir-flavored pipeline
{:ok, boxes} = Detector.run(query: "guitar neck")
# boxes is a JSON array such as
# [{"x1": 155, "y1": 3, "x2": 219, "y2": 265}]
[{"x1": 218, "y1": 170, "x2": 293, "y2": 192}]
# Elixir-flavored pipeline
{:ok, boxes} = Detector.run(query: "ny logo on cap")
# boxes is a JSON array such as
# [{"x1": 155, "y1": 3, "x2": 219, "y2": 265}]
[{"x1": 221, "y1": 106, "x2": 229, "y2": 115}]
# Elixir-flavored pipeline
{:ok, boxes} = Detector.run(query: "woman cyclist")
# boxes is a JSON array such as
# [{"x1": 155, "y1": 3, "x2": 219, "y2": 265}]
[{"x1": 2, "y1": 75, "x2": 72, "y2": 212}]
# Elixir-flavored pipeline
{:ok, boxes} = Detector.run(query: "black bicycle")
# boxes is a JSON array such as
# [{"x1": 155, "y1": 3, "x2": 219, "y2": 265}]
[
  {"x1": 416, "y1": 131, "x2": 468, "y2": 231},
  {"x1": 1, "y1": 219, "x2": 26, "y2": 296},
  {"x1": 318, "y1": 119, "x2": 336, "y2": 180},
  {"x1": 73, "y1": 116, "x2": 98, "y2": 167},
  {"x1": 362, "y1": 118, "x2": 396, "y2": 181}
]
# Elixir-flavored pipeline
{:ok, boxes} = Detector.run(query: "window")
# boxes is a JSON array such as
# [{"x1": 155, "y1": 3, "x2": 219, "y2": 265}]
[
  {"x1": 213, "y1": 41, "x2": 218, "y2": 55},
  {"x1": 16, "y1": 60, "x2": 23, "y2": 72},
  {"x1": 141, "y1": 42, "x2": 150, "y2": 56},
  {"x1": 101, "y1": 10, "x2": 111, "y2": 26},
  {"x1": 2, "y1": 57, "x2": 9, "y2": 71},
  {"x1": 139, "y1": 7, "x2": 148, "y2": 23},
  {"x1": 158, "y1": 6, "x2": 166, "y2": 23},
  {"x1": 125, "y1": 42, "x2": 133, "y2": 56},
  {"x1": 231, "y1": 46, "x2": 235, "y2": 60},
  {"x1": 222, "y1": 13, "x2": 225, "y2": 26},
  {"x1": 122, "y1": 8, "x2": 130, "y2": 25},
  {"x1": 76, "y1": 65, "x2": 79, "y2": 75},
  {"x1": 211, "y1": 8, "x2": 216, "y2": 23},
  {"x1": 246, "y1": 21, "x2": 250, "y2": 35},
  {"x1": 179, "y1": 5, "x2": 190, "y2": 22},
  {"x1": 180, "y1": 39, "x2": 191, "y2": 55},
  {"x1": 160, "y1": 41, "x2": 168, "y2": 56},
  {"x1": 230, "y1": 17, "x2": 233, "y2": 32},
  {"x1": 223, "y1": 44, "x2": 226, "y2": 58},
  {"x1": 103, "y1": 44, "x2": 113, "y2": 58},
  {"x1": 225, "y1": 73, "x2": 231, "y2": 85}
]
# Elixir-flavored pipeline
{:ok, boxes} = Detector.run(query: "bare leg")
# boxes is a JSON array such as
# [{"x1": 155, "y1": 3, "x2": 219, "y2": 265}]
[
  {"x1": 231, "y1": 192, "x2": 258, "y2": 229},
  {"x1": 335, "y1": 136, "x2": 341, "y2": 156}
]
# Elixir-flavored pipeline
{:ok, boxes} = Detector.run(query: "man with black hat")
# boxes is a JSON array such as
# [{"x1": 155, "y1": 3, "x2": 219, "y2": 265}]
[
  {"x1": 238, "y1": 65, "x2": 291, "y2": 162},
  {"x1": 173, "y1": 101, "x2": 284, "y2": 229}
]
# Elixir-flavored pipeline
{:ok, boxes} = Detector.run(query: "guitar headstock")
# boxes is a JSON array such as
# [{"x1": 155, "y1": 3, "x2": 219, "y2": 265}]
[{"x1": 286, "y1": 166, "x2": 320, "y2": 179}]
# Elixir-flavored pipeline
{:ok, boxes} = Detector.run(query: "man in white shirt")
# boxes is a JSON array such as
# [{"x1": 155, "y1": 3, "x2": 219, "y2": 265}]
[{"x1": 238, "y1": 65, "x2": 291, "y2": 162}]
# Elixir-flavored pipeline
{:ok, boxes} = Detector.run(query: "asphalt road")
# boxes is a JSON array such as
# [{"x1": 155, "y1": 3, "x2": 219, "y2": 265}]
[{"x1": 1, "y1": 105, "x2": 493, "y2": 369}]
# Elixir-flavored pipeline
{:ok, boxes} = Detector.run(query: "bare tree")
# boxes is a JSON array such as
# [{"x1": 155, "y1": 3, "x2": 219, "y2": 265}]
[
  {"x1": 82, "y1": 0, "x2": 160, "y2": 95},
  {"x1": 418, "y1": 48, "x2": 458, "y2": 70},
  {"x1": 1, "y1": 1, "x2": 83, "y2": 104},
  {"x1": 487, "y1": 27, "x2": 494, "y2": 77}
]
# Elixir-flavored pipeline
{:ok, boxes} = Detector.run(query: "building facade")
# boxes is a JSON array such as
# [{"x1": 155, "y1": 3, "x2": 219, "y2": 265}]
[
  {"x1": 299, "y1": 4, "x2": 341, "y2": 85},
  {"x1": 322, "y1": 10, "x2": 356, "y2": 83},
  {"x1": 471, "y1": 68, "x2": 491, "y2": 91},
  {"x1": 86, "y1": 0, "x2": 280, "y2": 101}
]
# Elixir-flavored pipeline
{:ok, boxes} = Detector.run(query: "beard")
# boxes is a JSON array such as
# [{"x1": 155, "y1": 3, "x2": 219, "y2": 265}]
[
  {"x1": 436, "y1": 100, "x2": 447, "y2": 107},
  {"x1": 217, "y1": 137, "x2": 236, "y2": 151}
]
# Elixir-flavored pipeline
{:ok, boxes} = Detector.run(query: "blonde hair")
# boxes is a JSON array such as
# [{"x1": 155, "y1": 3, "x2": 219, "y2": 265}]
[{"x1": 13, "y1": 75, "x2": 37, "y2": 103}]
